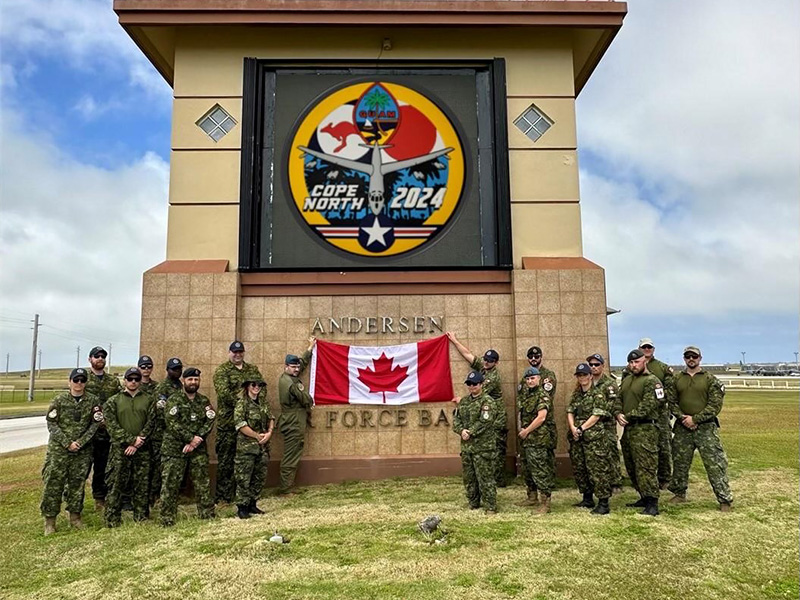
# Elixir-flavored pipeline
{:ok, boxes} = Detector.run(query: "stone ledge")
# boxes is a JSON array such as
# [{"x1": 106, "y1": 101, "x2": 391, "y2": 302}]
[{"x1": 146, "y1": 260, "x2": 230, "y2": 274}]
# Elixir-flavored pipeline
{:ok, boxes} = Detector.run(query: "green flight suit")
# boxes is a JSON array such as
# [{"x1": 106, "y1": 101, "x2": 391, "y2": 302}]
[
  {"x1": 568, "y1": 385, "x2": 613, "y2": 500},
  {"x1": 617, "y1": 371, "x2": 663, "y2": 499},
  {"x1": 103, "y1": 390, "x2": 155, "y2": 525},
  {"x1": 471, "y1": 357, "x2": 507, "y2": 486},
  {"x1": 668, "y1": 370, "x2": 732, "y2": 504},
  {"x1": 452, "y1": 392, "x2": 500, "y2": 511},
  {"x1": 234, "y1": 393, "x2": 274, "y2": 506},
  {"x1": 517, "y1": 385, "x2": 556, "y2": 496},
  {"x1": 40, "y1": 392, "x2": 103, "y2": 517},
  {"x1": 159, "y1": 391, "x2": 216, "y2": 526},
  {"x1": 213, "y1": 360, "x2": 265, "y2": 502},
  {"x1": 85, "y1": 370, "x2": 122, "y2": 501},
  {"x1": 149, "y1": 376, "x2": 182, "y2": 504},
  {"x1": 277, "y1": 350, "x2": 312, "y2": 493}
]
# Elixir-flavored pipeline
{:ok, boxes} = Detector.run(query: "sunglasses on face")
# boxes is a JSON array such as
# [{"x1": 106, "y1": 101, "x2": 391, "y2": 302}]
[
  {"x1": 125, "y1": 377, "x2": 142, "y2": 382},
  {"x1": 72, "y1": 378, "x2": 87, "y2": 384},
  {"x1": 684, "y1": 353, "x2": 700, "y2": 359},
  {"x1": 466, "y1": 382, "x2": 481, "y2": 387},
  {"x1": 640, "y1": 345, "x2": 654, "y2": 350},
  {"x1": 139, "y1": 365, "x2": 153, "y2": 369},
  {"x1": 92, "y1": 354, "x2": 107, "y2": 359},
  {"x1": 249, "y1": 382, "x2": 265, "y2": 388},
  {"x1": 588, "y1": 363, "x2": 602, "y2": 367}
]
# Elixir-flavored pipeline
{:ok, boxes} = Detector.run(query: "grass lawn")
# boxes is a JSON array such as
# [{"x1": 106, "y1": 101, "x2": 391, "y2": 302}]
[{"x1": 1, "y1": 390, "x2": 797, "y2": 600}]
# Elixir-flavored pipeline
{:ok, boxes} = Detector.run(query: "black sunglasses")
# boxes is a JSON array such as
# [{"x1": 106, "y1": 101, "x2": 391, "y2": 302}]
[
  {"x1": 640, "y1": 345, "x2": 654, "y2": 350},
  {"x1": 139, "y1": 364, "x2": 153, "y2": 369},
  {"x1": 683, "y1": 353, "x2": 700, "y2": 359},
  {"x1": 588, "y1": 363, "x2": 602, "y2": 367},
  {"x1": 249, "y1": 382, "x2": 266, "y2": 388},
  {"x1": 72, "y1": 378, "x2": 87, "y2": 384},
  {"x1": 125, "y1": 377, "x2": 142, "y2": 382},
  {"x1": 91, "y1": 353, "x2": 107, "y2": 359}
]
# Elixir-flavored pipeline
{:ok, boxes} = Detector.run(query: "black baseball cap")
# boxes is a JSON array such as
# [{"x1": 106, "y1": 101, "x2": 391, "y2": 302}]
[
  {"x1": 182, "y1": 367, "x2": 201, "y2": 378},
  {"x1": 526, "y1": 346, "x2": 542, "y2": 358},
  {"x1": 69, "y1": 368, "x2": 88, "y2": 381},
  {"x1": 587, "y1": 353, "x2": 605, "y2": 364},
  {"x1": 483, "y1": 349, "x2": 499, "y2": 362},
  {"x1": 138, "y1": 355, "x2": 153, "y2": 368},
  {"x1": 574, "y1": 363, "x2": 592, "y2": 376},
  {"x1": 230, "y1": 341, "x2": 245, "y2": 352},
  {"x1": 89, "y1": 346, "x2": 107, "y2": 358},
  {"x1": 465, "y1": 371, "x2": 485, "y2": 385},
  {"x1": 627, "y1": 348, "x2": 645, "y2": 362},
  {"x1": 124, "y1": 367, "x2": 142, "y2": 379},
  {"x1": 166, "y1": 357, "x2": 183, "y2": 370}
]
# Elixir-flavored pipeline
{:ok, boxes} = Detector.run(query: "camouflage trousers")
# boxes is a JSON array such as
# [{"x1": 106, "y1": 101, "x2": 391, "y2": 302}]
[
  {"x1": 105, "y1": 446, "x2": 150, "y2": 525},
  {"x1": 569, "y1": 434, "x2": 612, "y2": 499},
  {"x1": 657, "y1": 408, "x2": 673, "y2": 486},
  {"x1": 605, "y1": 422, "x2": 623, "y2": 487},
  {"x1": 148, "y1": 436, "x2": 163, "y2": 505},
  {"x1": 90, "y1": 435, "x2": 111, "y2": 500},
  {"x1": 521, "y1": 443, "x2": 555, "y2": 496},
  {"x1": 461, "y1": 451, "x2": 497, "y2": 511},
  {"x1": 215, "y1": 426, "x2": 237, "y2": 503},
  {"x1": 620, "y1": 423, "x2": 660, "y2": 499},
  {"x1": 278, "y1": 425, "x2": 305, "y2": 493},
  {"x1": 234, "y1": 449, "x2": 268, "y2": 506},
  {"x1": 159, "y1": 452, "x2": 215, "y2": 526},
  {"x1": 495, "y1": 428, "x2": 509, "y2": 486},
  {"x1": 40, "y1": 446, "x2": 93, "y2": 517},
  {"x1": 668, "y1": 422, "x2": 732, "y2": 504}
]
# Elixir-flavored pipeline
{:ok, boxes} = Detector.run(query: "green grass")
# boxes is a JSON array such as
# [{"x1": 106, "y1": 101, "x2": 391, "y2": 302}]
[{"x1": 1, "y1": 390, "x2": 797, "y2": 600}]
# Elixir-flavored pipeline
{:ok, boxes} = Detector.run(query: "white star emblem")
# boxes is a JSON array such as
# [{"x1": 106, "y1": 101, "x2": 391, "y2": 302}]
[{"x1": 362, "y1": 217, "x2": 391, "y2": 246}]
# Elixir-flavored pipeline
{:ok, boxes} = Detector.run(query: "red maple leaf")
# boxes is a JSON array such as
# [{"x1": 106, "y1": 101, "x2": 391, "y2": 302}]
[{"x1": 357, "y1": 353, "x2": 409, "y2": 403}]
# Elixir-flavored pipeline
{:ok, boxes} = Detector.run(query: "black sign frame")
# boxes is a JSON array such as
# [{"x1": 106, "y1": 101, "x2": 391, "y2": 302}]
[{"x1": 239, "y1": 59, "x2": 511, "y2": 272}]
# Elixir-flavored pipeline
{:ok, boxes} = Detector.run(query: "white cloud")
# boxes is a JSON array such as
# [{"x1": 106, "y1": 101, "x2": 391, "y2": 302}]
[
  {"x1": 0, "y1": 108, "x2": 169, "y2": 370},
  {"x1": 579, "y1": 0, "x2": 800, "y2": 318}
]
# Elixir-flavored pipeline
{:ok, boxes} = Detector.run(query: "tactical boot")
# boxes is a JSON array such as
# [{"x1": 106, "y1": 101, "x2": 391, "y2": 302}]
[
  {"x1": 591, "y1": 498, "x2": 610, "y2": 515},
  {"x1": 641, "y1": 497, "x2": 659, "y2": 516},
  {"x1": 533, "y1": 494, "x2": 551, "y2": 514},
  {"x1": 626, "y1": 496, "x2": 647, "y2": 508},
  {"x1": 719, "y1": 502, "x2": 732, "y2": 513},
  {"x1": 515, "y1": 491, "x2": 539, "y2": 507},
  {"x1": 44, "y1": 517, "x2": 56, "y2": 536},
  {"x1": 669, "y1": 494, "x2": 687, "y2": 504},
  {"x1": 69, "y1": 512, "x2": 84, "y2": 529},
  {"x1": 236, "y1": 505, "x2": 252, "y2": 519},
  {"x1": 249, "y1": 500, "x2": 265, "y2": 515},
  {"x1": 574, "y1": 493, "x2": 595, "y2": 509}
]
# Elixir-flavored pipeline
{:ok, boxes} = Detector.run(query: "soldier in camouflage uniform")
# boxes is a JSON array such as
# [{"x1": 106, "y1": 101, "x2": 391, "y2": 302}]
[
  {"x1": 84, "y1": 346, "x2": 122, "y2": 509},
  {"x1": 588, "y1": 353, "x2": 623, "y2": 493},
  {"x1": 159, "y1": 368, "x2": 216, "y2": 527},
  {"x1": 517, "y1": 367, "x2": 556, "y2": 514},
  {"x1": 615, "y1": 349, "x2": 664, "y2": 516},
  {"x1": 452, "y1": 371, "x2": 501, "y2": 513},
  {"x1": 668, "y1": 346, "x2": 733, "y2": 511},
  {"x1": 40, "y1": 368, "x2": 103, "y2": 535},
  {"x1": 277, "y1": 338, "x2": 315, "y2": 495},
  {"x1": 446, "y1": 332, "x2": 508, "y2": 487},
  {"x1": 567, "y1": 363, "x2": 613, "y2": 515},
  {"x1": 149, "y1": 357, "x2": 183, "y2": 506},
  {"x1": 103, "y1": 368, "x2": 155, "y2": 527},
  {"x1": 137, "y1": 355, "x2": 158, "y2": 395},
  {"x1": 516, "y1": 345, "x2": 557, "y2": 502},
  {"x1": 234, "y1": 379, "x2": 274, "y2": 518},
  {"x1": 637, "y1": 338, "x2": 676, "y2": 489},
  {"x1": 213, "y1": 341, "x2": 265, "y2": 503}
]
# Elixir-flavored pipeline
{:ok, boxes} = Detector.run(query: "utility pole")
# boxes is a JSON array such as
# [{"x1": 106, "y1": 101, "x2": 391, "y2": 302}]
[
  {"x1": 27, "y1": 313, "x2": 40, "y2": 403},
  {"x1": 794, "y1": 351, "x2": 798, "y2": 368},
  {"x1": 108, "y1": 343, "x2": 113, "y2": 370},
  {"x1": 5, "y1": 353, "x2": 9, "y2": 376},
  {"x1": 741, "y1": 351, "x2": 746, "y2": 370},
  {"x1": 76, "y1": 346, "x2": 81, "y2": 368},
  {"x1": 37, "y1": 349, "x2": 42, "y2": 378}
]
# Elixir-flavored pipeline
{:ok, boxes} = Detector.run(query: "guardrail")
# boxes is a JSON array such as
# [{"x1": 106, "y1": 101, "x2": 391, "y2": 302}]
[{"x1": 718, "y1": 377, "x2": 800, "y2": 391}]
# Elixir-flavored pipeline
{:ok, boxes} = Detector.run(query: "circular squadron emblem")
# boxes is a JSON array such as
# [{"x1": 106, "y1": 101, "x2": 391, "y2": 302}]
[{"x1": 288, "y1": 82, "x2": 465, "y2": 257}]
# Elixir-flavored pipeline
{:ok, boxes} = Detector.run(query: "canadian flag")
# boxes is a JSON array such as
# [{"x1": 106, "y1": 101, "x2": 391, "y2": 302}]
[{"x1": 309, "y1": 335, "x2": 453, "y2": 405}]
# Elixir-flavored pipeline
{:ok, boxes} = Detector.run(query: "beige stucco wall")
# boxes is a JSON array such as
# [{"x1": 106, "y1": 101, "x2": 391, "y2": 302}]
[{"x1": 166, "y1": 26, "x2": 582, "y2": 267}]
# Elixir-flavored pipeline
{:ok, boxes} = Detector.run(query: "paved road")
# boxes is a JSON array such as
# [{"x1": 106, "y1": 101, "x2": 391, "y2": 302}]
[{"x1": 0, "y1": 416, "x2": 48, "y2": 454}]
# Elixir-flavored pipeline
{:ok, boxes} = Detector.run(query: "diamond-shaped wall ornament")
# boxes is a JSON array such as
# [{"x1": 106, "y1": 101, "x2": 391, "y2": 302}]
[
  {"x1": 513, "y1": 104, "x2": 553, "y2": 143},
  {"x1": 196, "y1": 104, "x2": 237, "y2": 142}
]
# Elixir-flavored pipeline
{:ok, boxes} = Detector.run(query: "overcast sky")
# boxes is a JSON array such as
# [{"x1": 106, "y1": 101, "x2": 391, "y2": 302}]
[{"x1": 0, "y1": 0, "x2": 798, "y2": 371}]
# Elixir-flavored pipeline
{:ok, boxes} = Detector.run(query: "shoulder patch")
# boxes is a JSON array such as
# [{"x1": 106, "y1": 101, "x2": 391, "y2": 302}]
[
  {"x1": 668, "y1": 366, "x2": 674, "y2": 374},
  {"x1": 655, "y1": 385, "x2": 665, "y2": 400},
  {"x1": 543, "y1": 381, "x2": 553, "y2": 392},
  {"x1": 206, "y1": 406, "x2": 216, "y2": 420},
  {"x1": 93, "y1": 410, "x2": 104, "y2": 422},
  {"x1": 296, "y1": 383, "x2": 305, "y2": 392},
  {"x1": 157, "y1": 398, "x2": 166, "y2": 409},
  {"x1": 48, "y1": 409, "x2": 58, "y2": 419},
  {"x1": 608, "y1": 386, "x2": 617, "y2": 397},
  {"x1": 169, "y1": 406, "x2": 178, "y2": 416},
  {"x1": 720, "y1": 384, "x2": 725, "y2": 393}
]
